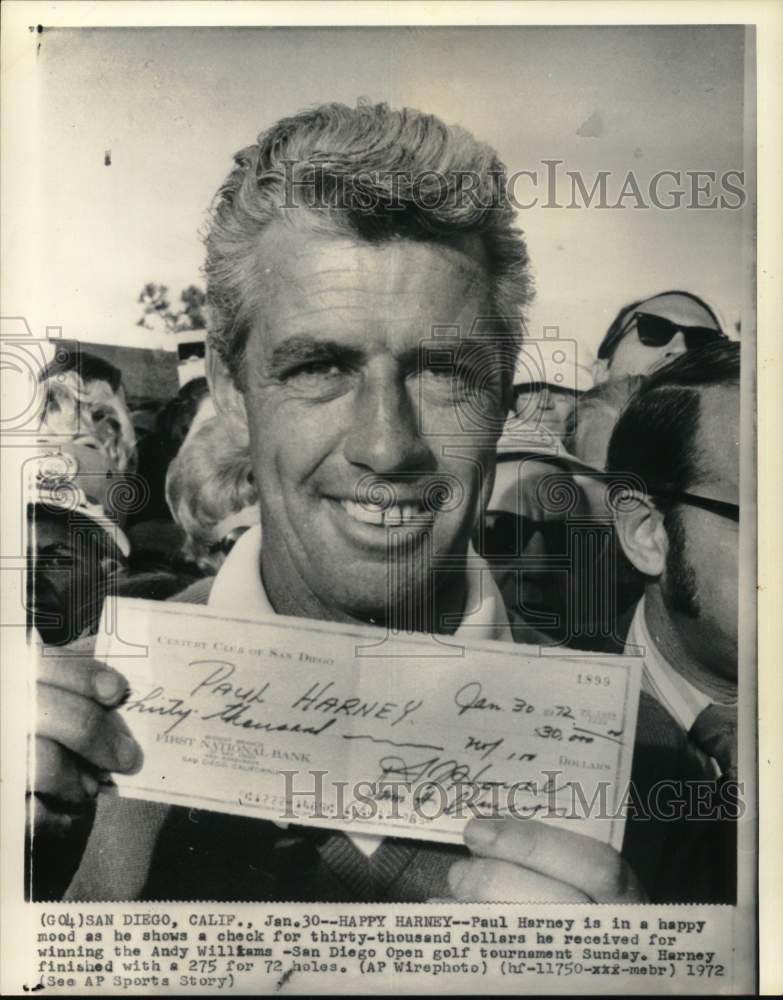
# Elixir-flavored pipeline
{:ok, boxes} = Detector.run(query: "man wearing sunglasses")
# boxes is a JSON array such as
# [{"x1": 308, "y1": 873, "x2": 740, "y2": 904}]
[
  {"x1": 607, "y1": 340, "x2": 741, "y2": 902},
  {"x1": 594, "y1": 290, "x2": 727, "y2": 381}
]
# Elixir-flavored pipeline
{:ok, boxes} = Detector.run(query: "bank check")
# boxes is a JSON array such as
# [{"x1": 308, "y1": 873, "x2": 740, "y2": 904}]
[{"x1": 96, "y1": 599, "x2": 642, "y2": 851}]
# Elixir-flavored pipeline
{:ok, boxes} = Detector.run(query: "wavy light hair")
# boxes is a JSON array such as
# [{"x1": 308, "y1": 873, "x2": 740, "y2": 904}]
[
  {"x1": 165, "y1": 416, "x2": 258, "y2": 574},
  {"x1": 39, "y1": 370, "x2": 137, "y2": 475},
  {"x1": 204, "y1": 101, "x2": 533, "y2": 386}
]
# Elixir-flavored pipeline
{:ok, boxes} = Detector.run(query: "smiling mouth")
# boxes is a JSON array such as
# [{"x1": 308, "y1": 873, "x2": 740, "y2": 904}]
[{"x1": 338, "y1": 498, "x2": 435, "y2": 527}]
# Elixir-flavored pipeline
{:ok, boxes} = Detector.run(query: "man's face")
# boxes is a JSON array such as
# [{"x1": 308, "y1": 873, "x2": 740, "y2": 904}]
[
  {"x1": 660, "y1": 385, "x2": 740, "y2": 681},
  {"x1": 608, "y1": 293, "x2": 721, "y2": 378},
  {"x1": 28, "y1": 513, "x2": 123, "y2": 645},
  {"x1": 236, "y1": 227, "x2": 505, "y2": 626},
  {"x1": 512, "y1": 385, "x2": 575, "y2": 440}
]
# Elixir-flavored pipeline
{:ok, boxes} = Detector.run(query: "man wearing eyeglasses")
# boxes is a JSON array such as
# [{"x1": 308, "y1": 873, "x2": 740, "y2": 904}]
[
  {"x1": 607, "y1": 341, "x2": 740, "y2": 902},
  {"x1": 594, "y1": 290, "x2": 727, "y2": 381}
]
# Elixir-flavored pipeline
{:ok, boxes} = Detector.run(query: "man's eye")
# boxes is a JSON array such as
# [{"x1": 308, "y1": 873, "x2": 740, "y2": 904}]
[
  {"x1": 419, "y1": 365, "x2": 479, "y2": 392},
  {"x1": 281, "y1": 360, "x2": 353, "y2": 396},
  {"x1": 287, "y1": 361, "x2": 345, "y2": 381}
]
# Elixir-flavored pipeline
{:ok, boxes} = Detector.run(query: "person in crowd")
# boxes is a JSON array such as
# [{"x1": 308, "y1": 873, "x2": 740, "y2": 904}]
[
  {"x1": 524, "y1": 375, "x2": 649, "y2": 647},
  {"x1": 503, "y1": 342, "x2": 593, "y2": 450},
  {"x1": 126, "y1": 377, "x2": 214, "y2": 573},
  {"x1": 30, "y1": 363, "x2": 134, "y2": 645},
  {"x1": 485, "y1": 347, "x2": 595, "y2": 642},
  {"x1": 27, "y1": 448, "x2": 130, "y2": 646},
  {"x1": 32, "y1": 101, "x2": 728, "y2": 905},
  {"x1": 39, "y1": 348, "x2": 137, "y2": 477},
  {"x1": 156, "y1": 376, "x2": 212, "y2": 455},
  {"x1": 607, "y1": 341, "x2": 740, "y2": 902},
  {"x1": 130, "y1": 377, "x2": 212, "y2": 526},
  {"x1": 128, "y1": 401, "x2": 160, "y2": 445},
  {"x1": 593, "y1": 290, "x2": 727, "y2": 382},
  {"x1": 28, "y1": 506, "x2": 127, "y2": 647},
  {"x1": 165, "y1": 416, "x2": 259, "y2": 576}
]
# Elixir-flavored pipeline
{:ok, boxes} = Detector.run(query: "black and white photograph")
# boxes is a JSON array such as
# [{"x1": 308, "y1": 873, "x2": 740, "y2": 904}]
[{"x1": 1, "y1": 1, "x2": 779, "y2": 995}]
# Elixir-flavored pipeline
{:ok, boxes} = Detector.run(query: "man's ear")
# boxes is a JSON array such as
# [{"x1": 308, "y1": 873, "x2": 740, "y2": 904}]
[
  {"x1": 206, "y1": 342, "x2": 249, "y2": 443},
  {"x1": 592, "y1": 357, "x2": 610, "y2": 385},
  {"x1": 614, "y1": 496, "x2": 667, "y2": 578}
]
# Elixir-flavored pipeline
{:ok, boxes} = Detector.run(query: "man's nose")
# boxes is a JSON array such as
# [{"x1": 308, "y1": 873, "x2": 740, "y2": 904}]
[
  {"x1": 539, "y1": 389, "x2": 555, "y2": 411},
  {"x1": 342, "y1": 374, "x2": 434, "y2": 474},
  {"x1": 664, "y1": 330, "x2": 688, "y2": 357}
]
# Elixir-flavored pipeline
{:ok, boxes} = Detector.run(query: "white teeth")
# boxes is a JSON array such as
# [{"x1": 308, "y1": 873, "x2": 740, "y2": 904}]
[
  {"x1": 339, "y1": 499, "x2": 431, "y2": 526},
  {"x1": 340, "y1": 499, "x2": 385, "y2": 524}
]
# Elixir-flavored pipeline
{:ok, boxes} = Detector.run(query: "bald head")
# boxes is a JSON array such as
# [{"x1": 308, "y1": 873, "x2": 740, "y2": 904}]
[
  {"x1": 596, "y1": 290, "x2": 724, "y2": 381},
  {"x1": 642, "y1": 292, "x2": 718, "y2": 327}
]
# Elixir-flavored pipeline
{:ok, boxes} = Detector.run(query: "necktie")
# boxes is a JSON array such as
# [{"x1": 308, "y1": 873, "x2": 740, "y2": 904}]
[
  {"x1": 280, "y1": 825, "x2": 419, "y2": 900},
  {"x1": 689, "y1": 703, "x2": 738, "y2": 780}
]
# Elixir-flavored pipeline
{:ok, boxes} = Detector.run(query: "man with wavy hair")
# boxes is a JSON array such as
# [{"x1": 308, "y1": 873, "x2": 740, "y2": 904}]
[{"x1": 32, "y1": 102, "x2": 714, "y2": 904}]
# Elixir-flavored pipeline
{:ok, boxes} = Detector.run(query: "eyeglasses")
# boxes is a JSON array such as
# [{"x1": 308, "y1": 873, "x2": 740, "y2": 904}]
[
  {"x1": 620, "y1": 312, "x2": 724, "y2": 351},
  {"x1": 647, "y1": 488, "x2": 739, "y2": 522},
  {"x1": 206, "y1": 525, "x2": 251, "y2": 556}
]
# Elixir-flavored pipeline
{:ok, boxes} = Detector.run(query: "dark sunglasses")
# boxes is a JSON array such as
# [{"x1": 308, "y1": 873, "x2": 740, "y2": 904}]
[
  {"x1": 621, "y1": 312, "x2": 724, "y2": 351},
  {"x1": 648, "y1": 488, "x2": 739, "y2": 522}
]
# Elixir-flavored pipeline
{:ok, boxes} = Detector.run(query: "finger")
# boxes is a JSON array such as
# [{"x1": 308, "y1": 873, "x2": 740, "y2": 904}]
[
  {"x1": 463, "y1": 817, "x2": 646, "y2": 903},
  {"x1": 37, "y1": 683, "x2": 142, "y2": 774},
  {"x1": 37, "y1": 645, "x2": 129, "y2": 708},
  {"x1": 448, "y1": 857, "x2": 590, "y2": 903},
  {"x1": 32, "y1": 736, "x2": 100, "y2": 802}
]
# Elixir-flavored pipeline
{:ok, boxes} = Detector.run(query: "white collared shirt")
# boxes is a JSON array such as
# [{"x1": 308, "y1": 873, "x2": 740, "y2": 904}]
[
  {"x1": 625, "y1": 595, "x2": 713, "y2": 733},
  {"x1": 208, "y1": 524, "x2": 513, "y2": 855}
]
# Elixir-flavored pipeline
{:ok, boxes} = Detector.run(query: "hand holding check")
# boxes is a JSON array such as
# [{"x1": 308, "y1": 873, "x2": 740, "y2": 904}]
[
  {"x1": 450, "y1": 816, "x2": 647, "y2": 903},
  {"x1": 32, "y1": 635, "x2": 142, "y2": 837}
]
